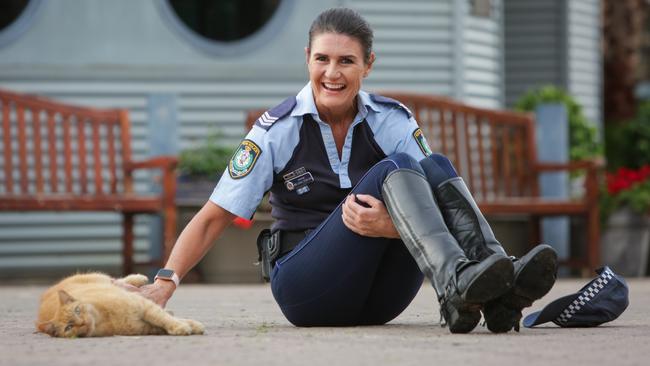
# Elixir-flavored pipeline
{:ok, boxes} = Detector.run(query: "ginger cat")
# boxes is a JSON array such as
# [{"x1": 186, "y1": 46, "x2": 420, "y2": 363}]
[{"x1": 36, "y1": 272, "x2": 204, "y2": 338}]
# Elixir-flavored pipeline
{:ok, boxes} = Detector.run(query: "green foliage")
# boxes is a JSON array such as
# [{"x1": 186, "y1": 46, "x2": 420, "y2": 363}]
[
  {"x1": 600, "y1": 179, "x2": 650, "y2": 221},
  {"x1": 514, "y1": 85, "x2": 602, "y2": 161},
  {"x1": 605, "y1": 100, "x2": 650, "y2": 170},
  {"x1": 178, "y1": 133, "x2": 236, "y2": 178}
]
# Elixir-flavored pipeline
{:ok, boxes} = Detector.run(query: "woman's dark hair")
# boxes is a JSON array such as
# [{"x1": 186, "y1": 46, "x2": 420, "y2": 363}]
[{"x1": 308, "y1": 7, "x2": 374, "y2": 64}]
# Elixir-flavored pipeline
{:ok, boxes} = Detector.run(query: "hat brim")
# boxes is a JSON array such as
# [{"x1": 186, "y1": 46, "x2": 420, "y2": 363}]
[{"x1": 523, "y1": 293, "x2": 579, "y2": 328}]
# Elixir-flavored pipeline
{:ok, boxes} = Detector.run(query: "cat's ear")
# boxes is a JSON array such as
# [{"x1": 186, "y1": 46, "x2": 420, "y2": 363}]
[
  {"x1": 37, "y1": 321, "x2": 57, "y2": 336},
  {"x1": 58, "y1": 290, "x2": 75, "y2": 305}
]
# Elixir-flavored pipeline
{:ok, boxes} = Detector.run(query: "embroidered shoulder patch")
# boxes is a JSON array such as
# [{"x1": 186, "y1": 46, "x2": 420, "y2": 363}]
[
  {"x1": 412, "y1": 128, "x2": 432, "y2": 156},
  {"x1": 229, "y1": 139, "x2": 262, "y2": 179}
]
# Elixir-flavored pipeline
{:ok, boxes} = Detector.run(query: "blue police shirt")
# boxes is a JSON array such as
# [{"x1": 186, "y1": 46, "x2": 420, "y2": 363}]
[{"x1": 210, "y1": 82, "x2": 432, "y2": 231}]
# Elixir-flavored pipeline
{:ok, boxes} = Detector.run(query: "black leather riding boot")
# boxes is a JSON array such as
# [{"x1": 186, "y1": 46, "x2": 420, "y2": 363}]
[
  {"x1": 382, "y1": 169, "x2": 514, "y2": 333},
  {"x1": 434, "y1": 177, "x2": 558, "y2": 332}
]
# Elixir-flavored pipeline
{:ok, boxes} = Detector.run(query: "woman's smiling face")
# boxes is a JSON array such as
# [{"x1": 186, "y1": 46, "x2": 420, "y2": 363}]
[{"x1": 306, "y1": 32, "x2": 374, "y2": 119}]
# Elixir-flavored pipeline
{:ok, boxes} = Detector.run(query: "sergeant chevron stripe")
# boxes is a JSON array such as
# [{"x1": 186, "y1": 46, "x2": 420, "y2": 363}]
[
  {"x1": 257, "y1": 111, "x2": 278, "y2": 126},
  {"x1": 253, "y1": 96, "x2": 297, "y2": 131}
]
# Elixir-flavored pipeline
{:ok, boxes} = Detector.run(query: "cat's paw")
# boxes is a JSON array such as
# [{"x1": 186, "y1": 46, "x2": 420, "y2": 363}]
[
  {"x1": 183, "y1": 319, "x2": 205, "y2": 335},
  {"x1": 120, "y1": 274, "x2": 149, "y2": 287},
  {"x1": 166, "y1": 322, "x2": 192, "y2": 336}
]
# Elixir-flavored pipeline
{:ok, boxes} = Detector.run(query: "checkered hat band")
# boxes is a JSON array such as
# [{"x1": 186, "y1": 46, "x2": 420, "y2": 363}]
[{"x1": 556, "y1": 268, "x2": 615, "y2": 324}]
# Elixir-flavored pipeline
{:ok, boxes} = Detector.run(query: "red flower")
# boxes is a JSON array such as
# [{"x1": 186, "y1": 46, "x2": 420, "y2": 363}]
[{"x1": 606, "y1": 165, "x2": 650, "y2": 195}]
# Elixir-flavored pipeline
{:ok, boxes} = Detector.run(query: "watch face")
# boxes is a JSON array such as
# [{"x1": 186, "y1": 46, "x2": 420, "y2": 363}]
[{"x1": 157, "y1": 269, "x2": 174, "y2": 278}]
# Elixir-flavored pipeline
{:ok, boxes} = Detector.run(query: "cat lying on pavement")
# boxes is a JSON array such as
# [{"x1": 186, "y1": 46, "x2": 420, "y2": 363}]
[{"x1": 36, "y1": 272, "x2": 204, "y2": 338}]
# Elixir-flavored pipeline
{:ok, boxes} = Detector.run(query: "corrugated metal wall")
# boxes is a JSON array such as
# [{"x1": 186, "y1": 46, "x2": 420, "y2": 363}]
[
  {"x1": 350, "y1": 0, "x2": 454, "y2": 95},
  {"x1": 0, "y1": 0, "x2": 509, "y2": 278},
  {"x1": 567, "y1": 0, "x2": 602, "y2": 126},
  {"x1": 504, "y1": 0, "x2": 602, "y2": 125},
  {"x1": 463, "y1": 0, "x2": 504, "y2": 108},
  {"x1": 504, "y1": 0, "x2": 566, "y2": 108}
]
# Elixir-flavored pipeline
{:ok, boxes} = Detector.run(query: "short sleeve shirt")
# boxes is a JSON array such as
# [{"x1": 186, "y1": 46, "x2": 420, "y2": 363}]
[{"x1": 210, "y1": 82, "x2": 432, "y2": 229}]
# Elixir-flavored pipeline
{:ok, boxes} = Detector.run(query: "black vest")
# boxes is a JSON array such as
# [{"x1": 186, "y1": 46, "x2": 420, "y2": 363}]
[{"x1": 269, "y1": 115, "x2": 386, "y2": 231}]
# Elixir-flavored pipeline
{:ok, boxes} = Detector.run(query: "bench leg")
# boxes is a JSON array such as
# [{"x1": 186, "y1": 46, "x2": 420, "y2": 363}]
[
  {"x1": 122, "y1": 213, "x2": 134, "y2": 276},
  {"x1": 528, "y1": 215, "x2": 541, "y2": 250},
  {"x1": 162, "y1": 205, "x2": 177, "y2": 267}
]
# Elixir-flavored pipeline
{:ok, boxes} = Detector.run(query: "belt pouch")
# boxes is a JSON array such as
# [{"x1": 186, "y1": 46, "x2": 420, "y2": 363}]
[{"x1": 256, "y1": 229, "x2": 280, "y2": 282}]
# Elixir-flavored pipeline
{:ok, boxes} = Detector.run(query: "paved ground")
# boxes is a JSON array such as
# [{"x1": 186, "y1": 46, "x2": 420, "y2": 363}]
[{"x1": 1, "y1": 278, "x2": 648, "y2": 366}]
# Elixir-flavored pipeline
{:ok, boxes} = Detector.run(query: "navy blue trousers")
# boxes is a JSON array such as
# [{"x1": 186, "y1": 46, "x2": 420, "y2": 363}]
[{"x1": 270, "y1": 153, "x2": 459, "y2": 326}]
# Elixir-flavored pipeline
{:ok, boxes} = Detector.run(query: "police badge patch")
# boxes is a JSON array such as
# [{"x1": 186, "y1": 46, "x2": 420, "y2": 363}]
[
  {"x1": 413, "y1": 128, "x2": 433, "y2": 156},
  {"x1": 229, "y1": 139, "x2": 262, "y2": 179}
]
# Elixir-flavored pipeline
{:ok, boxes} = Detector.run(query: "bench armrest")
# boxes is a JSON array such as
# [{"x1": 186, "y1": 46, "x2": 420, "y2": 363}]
[
  {"x1": 533, "y1": 159, "x2": 603, "y2": 202},
  {"x1": 125, "y1": 156, "x2": 178, "y2": 172},
  {"x1": 125, "y1": 156, "x2": 178, "y2": 204},
  {"x1": 533, "y1": 158, "x2": 604, "y2": 173}
]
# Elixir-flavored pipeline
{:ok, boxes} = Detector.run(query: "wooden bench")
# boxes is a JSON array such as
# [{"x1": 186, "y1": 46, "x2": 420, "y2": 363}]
[
  {"x1": 245, "y1": 93, "x2": 601, "y2": 272},
  {"x1": 0, "y1": 89, "x2": 178, "y2": 275}
]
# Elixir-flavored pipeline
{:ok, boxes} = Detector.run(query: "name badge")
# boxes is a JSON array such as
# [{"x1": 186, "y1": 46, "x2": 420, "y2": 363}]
[{"x1": 283, "y1": 167, "x2": 314, "y2": 195}]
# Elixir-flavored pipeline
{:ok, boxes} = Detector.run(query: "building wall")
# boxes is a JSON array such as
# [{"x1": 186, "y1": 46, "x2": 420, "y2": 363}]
[
  {"x1": 504, "y1": 0, "x2": 566, "y2": 107},
  {"x1": 462, "y1": 0, "x2": 504, "y2": 108},
  {"x1": 504, "y1": 0, "x2": 602, "y2": 126},
  {"x1": 0, "y1": 0, "x2": 506, "y2": 278},
  {"x1": 566, "y1": 0, "x2": 602, "y2": 126}
]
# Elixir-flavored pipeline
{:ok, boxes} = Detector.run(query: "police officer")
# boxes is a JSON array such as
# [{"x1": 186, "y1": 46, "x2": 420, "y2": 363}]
[{"x1": 136, "y1": 7, "x2": 558, "y2": 333}]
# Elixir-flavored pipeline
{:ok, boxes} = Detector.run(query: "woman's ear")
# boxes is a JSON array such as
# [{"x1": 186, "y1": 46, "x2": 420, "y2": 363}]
[
  {"x1": 305, "y1": 47, "x2": 310, "y2": 65},
  {"x1": 364, "y1": 52, "x2": 376, "y2": 78}
]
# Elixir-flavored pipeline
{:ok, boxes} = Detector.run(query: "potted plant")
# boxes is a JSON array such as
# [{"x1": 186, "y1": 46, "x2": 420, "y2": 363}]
[
  {"x1": 600, "y1": 101, "x2": 650, "y2": 276},
  {"x1": 176, "y1": 133, "x2": 235, "y2": 205}
]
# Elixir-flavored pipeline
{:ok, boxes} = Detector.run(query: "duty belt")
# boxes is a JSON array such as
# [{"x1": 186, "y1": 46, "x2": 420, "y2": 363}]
[{"x1": 256, "y1": 229, "x2": 310, "y2": 281}]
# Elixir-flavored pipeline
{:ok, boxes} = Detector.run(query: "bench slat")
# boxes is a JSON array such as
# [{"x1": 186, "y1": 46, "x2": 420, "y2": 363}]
[
  {"x1": 46, "y1": 111, "x2": 58, "y2": 193},
  {"x1": 107, "y1": 123, "x2": 117, "y2": 194},
  {"x1": 92, "y1": 119, "x2": 103, "y2": 195},
  {"x1": 17, "y1": 105, "x2": 28, "y2": 194},
  {"x1": 63, "y1": 114, "x2": 73, "y2": 193},
  {"x1": 0, "y1": 194, "x2": 162, "y2": 212},
  {"x1": 76, "y1": 116, "x2": 88, "y2": 194},
  {"x1": 32, "y1": 108, "x2": 44, "y2": 193},
  {"x1": 2, "y1": 98, "x2": 13, "y2": 193}
]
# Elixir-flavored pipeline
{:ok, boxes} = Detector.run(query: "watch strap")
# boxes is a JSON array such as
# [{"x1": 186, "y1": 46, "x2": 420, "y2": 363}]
[{"x1": 154, "y1": 269, "x2": 180, "y2": 287}]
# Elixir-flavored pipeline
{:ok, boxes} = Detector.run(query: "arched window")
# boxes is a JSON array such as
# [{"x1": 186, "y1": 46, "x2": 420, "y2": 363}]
[
  {"x1": 157, "y1": 0, "x2": 293, "y2": 56},
  {"x1": 0, "y1": 0, "x2": 42, "y2": 48}
]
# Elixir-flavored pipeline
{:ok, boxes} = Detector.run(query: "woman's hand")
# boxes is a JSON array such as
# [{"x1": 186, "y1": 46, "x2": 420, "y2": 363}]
[
  {"x1": 112, "y1": 278, "x2": 176, "y2": 308},
  {"x1": 342, "y1": 194, "x2": 400, "y2": 238},
  {"x1": 138, "y1": 280, "x2": 176, "y2": 308}
]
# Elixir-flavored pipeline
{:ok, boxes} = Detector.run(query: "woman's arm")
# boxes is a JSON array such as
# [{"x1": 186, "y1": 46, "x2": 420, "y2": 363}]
[{"x1": 139, "y1": 201, "x2": 236, "y2": 307}]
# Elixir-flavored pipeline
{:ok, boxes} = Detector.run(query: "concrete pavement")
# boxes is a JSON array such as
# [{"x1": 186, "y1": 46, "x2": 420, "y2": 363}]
[{"x1": 1, "y1": 278, "x2": 649, "y2": 366}]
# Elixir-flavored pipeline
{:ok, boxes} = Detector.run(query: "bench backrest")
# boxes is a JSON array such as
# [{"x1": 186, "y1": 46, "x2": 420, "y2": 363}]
[
  {"x1": 245, "y1": 93, "x2": 541, "y2": 201},
  {"x1": 382, "y1": 93, "x2": 541, "y2": 201},
  {"x1": 0, "y1": 89, "x2": 134, "y2": 196}
]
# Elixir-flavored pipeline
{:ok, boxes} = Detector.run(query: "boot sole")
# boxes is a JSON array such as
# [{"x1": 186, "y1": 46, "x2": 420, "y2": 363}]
[
  {"x1": 484, "y1": 245, "x2": 558, "y2": 333},
  {"x1": 462, "y1": 255, "x2": 515, "y2": 304},
  {"x1": 445, "y1": 255, "x2": 514, "y2": 334}
]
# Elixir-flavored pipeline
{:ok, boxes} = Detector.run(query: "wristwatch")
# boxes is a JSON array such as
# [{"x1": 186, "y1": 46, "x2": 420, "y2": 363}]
[{"x1": 154, "y1": 268, "x2": 180, "y2": 288}]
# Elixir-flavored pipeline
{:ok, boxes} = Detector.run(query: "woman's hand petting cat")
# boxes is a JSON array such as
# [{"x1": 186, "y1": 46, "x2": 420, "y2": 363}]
[
  {"x1": 341, "y1": 194, "x2": 400, "y2": 238},
  {"x1": 139, "y1": 280, "x2": 176, "y2": 308},
  {"x1": 112, "y1": 278, "x2": 175, "y2": 308}
]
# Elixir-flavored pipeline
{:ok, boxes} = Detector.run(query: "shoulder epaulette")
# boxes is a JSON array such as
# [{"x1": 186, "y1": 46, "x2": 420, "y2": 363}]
[
  {"x1": 254, "y1": 96, "x2": 297, "y2": 131},
  {"x1": 370, "y1": 94, "x2": 413, "y2": 118}
]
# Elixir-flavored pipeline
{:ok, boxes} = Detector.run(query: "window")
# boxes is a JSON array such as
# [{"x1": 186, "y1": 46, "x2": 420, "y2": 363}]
[
  {"x1": 0, "y1": 0, "x2": 42, "y2": 48},
  {"x1": 157, "y1": 0, "x2": 293, "y2": 56}
]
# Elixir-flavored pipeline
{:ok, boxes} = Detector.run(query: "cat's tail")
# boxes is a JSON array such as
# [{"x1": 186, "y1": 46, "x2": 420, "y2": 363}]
[{"x1": 118, "y1": 274, "x2": 149, "y2": 287}]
